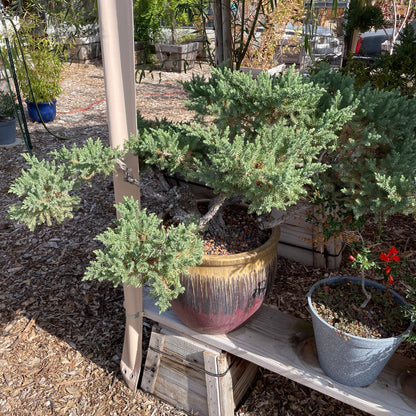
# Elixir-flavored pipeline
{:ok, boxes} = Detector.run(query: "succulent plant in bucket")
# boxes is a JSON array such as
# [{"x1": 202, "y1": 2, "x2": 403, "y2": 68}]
[{"x1": 308, "y1": 235, "x2": 414, "y2": 387}]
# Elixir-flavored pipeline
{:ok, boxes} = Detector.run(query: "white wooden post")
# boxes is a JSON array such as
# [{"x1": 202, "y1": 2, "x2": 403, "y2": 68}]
[{"x1": 97, "y1": 0, "x2": 143, "y2": 391}]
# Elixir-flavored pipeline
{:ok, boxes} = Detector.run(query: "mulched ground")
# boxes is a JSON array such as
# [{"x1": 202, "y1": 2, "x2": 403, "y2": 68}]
[{"x1": 1, "y1": 60, "x2": 415, "y2": 416}]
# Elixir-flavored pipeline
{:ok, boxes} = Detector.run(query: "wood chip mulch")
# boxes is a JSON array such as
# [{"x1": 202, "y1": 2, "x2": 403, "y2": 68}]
[{"x1": 1, "y1": 60, "x2": 415, "y2": 416}]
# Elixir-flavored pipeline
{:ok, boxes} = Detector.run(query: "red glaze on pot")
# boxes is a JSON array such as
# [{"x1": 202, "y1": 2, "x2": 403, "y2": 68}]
[{"x1": 171, "y1": 227, "x2": 280, "y2": 334}]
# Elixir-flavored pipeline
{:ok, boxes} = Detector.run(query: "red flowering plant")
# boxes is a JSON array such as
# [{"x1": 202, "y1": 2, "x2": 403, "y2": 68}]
[
  {"x1": 349, "y1": 240, "x2": 401, "y2": 308},
  {"x1": 310, "y1": 233, "x2": 413, "y2": 340}
]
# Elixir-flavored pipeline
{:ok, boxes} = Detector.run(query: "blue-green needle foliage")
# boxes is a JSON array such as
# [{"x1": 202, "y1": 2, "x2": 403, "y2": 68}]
[
  {"x1": 8, "y1": 138, "x2": 125, "y2": 230},
  {"x1": 84, "y1": 197, "x2": 204, "y2": 312},
  {"x1": 9, "y1": 65, "x2": 416, "y2": 311},
  {"x1": 309, "y1": 63, "x2": 416, "y2": 229},
  {"x1": 8, "y1": 154, "x2": 82, "y2": 230},
  {"x1": 129, "y1": 66, "x2": 356, "y2": 215}
]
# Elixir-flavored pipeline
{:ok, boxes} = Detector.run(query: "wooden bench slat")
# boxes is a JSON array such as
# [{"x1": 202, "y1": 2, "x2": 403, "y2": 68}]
[{"x1": 143, "y1": 293, "x2": 416, "y2": 416}]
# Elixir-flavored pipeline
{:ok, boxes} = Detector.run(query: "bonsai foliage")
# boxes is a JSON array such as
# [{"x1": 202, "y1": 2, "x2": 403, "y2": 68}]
[
  {"x1": 7, "y1": 66, "x2": 381, "y2": 311},
  {"x1": 131, "y1": 67, "x2": 355, "y2": 218},
  {"x1": 309, "y1": 63, "x2": 416, "y2": 237},
  {"x1": 85, "y1": 197, "x2": 203, "y2": 312},
  {"x1": 8, "y1": 139, "x2": 124, "y2": 230}
]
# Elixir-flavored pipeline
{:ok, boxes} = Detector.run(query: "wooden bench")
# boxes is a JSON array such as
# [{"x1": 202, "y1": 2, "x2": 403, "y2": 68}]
[{"x1": 142, "y1": 294, "x2": 416, "y2": 416}]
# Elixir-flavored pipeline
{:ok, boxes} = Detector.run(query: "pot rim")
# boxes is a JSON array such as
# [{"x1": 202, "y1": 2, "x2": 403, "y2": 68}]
[
  {"x1": 308, "y1": 275, "x2": 414, "y2": 342},
  {"x1": 201, "y1": 226, "x2": 280, "y2": 266},
  {"x1": 25, "y1": 99, "x2": 57, "y2": 105}
]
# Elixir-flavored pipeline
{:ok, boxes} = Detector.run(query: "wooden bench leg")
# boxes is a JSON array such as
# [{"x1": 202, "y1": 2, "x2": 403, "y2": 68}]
[
  {"x1": 141, "y1": 325, "x2": 258, "y2": 416},
  {"x1": 204, "y1": 351, "x2": 234, "y2": 416}
]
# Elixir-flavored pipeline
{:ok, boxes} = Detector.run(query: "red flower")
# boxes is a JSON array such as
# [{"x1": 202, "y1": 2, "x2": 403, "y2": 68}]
[
  {"x1": 380, "y1": 252, "x2": 389, "y2": 262},
  {"x1": 388, "y1": 247, "x2": 398, "y2": 256},
  {"x1": 349, "y1": 255, "x2": 356, "y2": 262},
  {"x1": 380, "y1": 247, "x2": 400, "y2": 263},
  {"x1": 380, "y1": 247, "x2": 400, "y2": 284}
]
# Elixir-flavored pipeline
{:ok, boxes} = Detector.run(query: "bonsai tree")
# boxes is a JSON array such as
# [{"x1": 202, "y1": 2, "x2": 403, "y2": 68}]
[{"x1": 7, "y1": 66, "x2": 358, "y2": 311}]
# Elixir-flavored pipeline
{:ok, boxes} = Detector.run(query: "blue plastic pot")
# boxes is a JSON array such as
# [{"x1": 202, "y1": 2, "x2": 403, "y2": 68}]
[
  {"x1": 308, "y1": 276, "x2": 414, "y2": 387},
  {"x1": 26, "y1": 99, "x2": 57, "y2": 123}
]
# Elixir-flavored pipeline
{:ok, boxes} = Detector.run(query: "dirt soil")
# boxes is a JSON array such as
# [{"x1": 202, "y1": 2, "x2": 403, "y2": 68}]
[{"x1": 1, "y1": 61, "x2": 415, "y2": 416}]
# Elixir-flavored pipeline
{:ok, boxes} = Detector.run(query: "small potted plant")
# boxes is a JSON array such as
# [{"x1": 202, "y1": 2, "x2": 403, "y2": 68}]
[
  {"x1": 0, "y1": 90, "x2": 16, "y2": 145},
  {"x1": 308, "y1": 236, "x2": 414, "y2": 387},
  {"x1": 14, "y1": 36, "x2": 64, "y2": 123},
  {"x1": 9, "y1": 13, "x2": 65, "y2": 124},
  {"x1": 7, "y1": 66, "x2": 355, "y2": 334}
]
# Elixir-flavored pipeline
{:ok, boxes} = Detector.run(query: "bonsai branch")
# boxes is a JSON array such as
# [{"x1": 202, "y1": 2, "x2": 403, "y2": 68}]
[
  {"x1": 360, "y1": 270, "x2": 372, "y2": 309},
  {"x1": 198, "y1": 192, "x2": 227, "y2": 230}
]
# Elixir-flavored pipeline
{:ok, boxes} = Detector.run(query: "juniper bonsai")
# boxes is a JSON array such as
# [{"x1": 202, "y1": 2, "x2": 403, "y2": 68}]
[{"x1": 8, "y1": 66, "x2": 356, "y2": 311}]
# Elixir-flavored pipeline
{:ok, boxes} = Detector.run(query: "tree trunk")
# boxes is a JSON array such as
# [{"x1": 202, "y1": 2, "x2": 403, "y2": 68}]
[{"x1": 213, "y1": 0, "x2": 233, "y2": 68}]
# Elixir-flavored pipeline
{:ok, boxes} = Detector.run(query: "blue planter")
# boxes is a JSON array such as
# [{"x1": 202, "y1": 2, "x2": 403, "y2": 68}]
[
  {"x1": 308, "y1": 276, "x2": 414, "y2": 387},
  {"x1": 26, "y1": 99, "x2": 57, "y2": 123},
  {"x1": 0, "y1": 118, "x2": 16, "y2": 145}
]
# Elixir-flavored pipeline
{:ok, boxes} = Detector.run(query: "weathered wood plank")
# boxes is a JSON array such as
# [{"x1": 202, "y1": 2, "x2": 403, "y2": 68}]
[
  {"x1": 231, "y1": 358, "x2": 258, "y2": 406},
  {"x1": 143, "y1": 294, "x2": 416, "y2": 416},
  {"x1": 204, "y1": 350, "x2": 234, "y2": 416},
  {"x1": 141, "y1": 325, "x2": 256, "y2": 415},
  {"x1": 140, "y1": 327, "x2": 165, "y2": 393},
  {"x1": 275, "y1": 205, "x2": 343, "y2": 269}
]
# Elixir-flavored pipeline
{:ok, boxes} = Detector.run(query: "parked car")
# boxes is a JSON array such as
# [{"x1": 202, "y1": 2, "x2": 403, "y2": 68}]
[
  {"x1": 278, "y1": 23, "x2": 343, "y2": 67},
  {"x1": 357, "y1": 19, "x2": 416, "y2": 57}
]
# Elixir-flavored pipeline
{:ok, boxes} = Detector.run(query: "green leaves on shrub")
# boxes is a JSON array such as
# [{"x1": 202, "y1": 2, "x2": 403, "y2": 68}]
[
  {"x1": 84, "y1": 197, "x2": 204, "y2": 312},
  {"x1": 310, "y1": 64, "x2": 416, "y2": 224},
  {"x1": 8, "y1": 138, "x2": 124, "y2": 230},
  {"x1": 8, "y1": 154, "x2": 81, "y2": 230},
  {"x1": 135, "y1": 66, "x2": 356, "y2": 216}
]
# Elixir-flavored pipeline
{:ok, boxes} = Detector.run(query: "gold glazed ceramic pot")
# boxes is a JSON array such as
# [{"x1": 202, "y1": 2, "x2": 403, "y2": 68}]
[{"x1": 171, "y1": 227, "x2": 280, "y2": 334}]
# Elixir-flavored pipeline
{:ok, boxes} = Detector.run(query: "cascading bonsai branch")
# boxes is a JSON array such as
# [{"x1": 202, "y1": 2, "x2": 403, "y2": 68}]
[{"x1": 8, "y1": 66, "x2": 356, "y2": 312}]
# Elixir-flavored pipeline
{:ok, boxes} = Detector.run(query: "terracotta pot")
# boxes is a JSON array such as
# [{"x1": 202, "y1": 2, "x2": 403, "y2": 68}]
[{"x1": 171, "y1": 226, "x2": 280, "y2": 334}]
